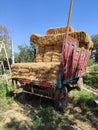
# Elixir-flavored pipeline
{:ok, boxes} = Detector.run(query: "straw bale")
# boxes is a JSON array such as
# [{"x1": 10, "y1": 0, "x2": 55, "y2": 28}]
[
  {"x1": 53, "y1": 45, "x2": 62, "y2": 53},
  {"x1": 45, "y1": 45, "x2": 54, "y2": 52},
  {"x1": 46, "y1": 26, "x2": 76, "y2": 35},
  {"x1": 43, "y1": 59, "x2": 51, "y2": 62},
  {"x1": 30, "y1": 34, "x2": 41, "y2": 44},
  {"x1": 11, "y1": 62, "x2": 60, "y2": 83},
  {"x1": 18, "y1": 69, "x2": 30, "y2": 73},
  {"x1": 52, "y1": 55, "x2": 61, "y2": 62},
  {"x1": 52, "y1": 58, "x2": 60, "y2": 62},
  {"x1": 43, "y1": 52, "x2": 53, "y2": 62},
  {"x1": 44, "y1": 52, "x2": 53, "y2": 56},
  {"x1": 30, "y1": 31, "x2": 93, "y2": 50},
  {"x1": 38, "y1": 46, "x2": 45, "y2": 53},
  {"x1": 52, "y1": 52, "x2": 61, "y2": 62},
  {"x1": 53, "y1": 52, "x2": 61, "y2": 56},
  {"x1": 30, "y1": 33, "x2": 64, "y2": 46},
  {"x1": 35, "y1": 59, "x2": 43, "y2": 62},
  {"x1": 35, "y1": 54, "x2": 43, "y2": 62}
]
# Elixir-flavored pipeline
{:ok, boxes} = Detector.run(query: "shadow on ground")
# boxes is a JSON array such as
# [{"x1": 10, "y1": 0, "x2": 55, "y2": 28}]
[{"x1": 3, "y1": 91, "x2": 98, "y2": 130}]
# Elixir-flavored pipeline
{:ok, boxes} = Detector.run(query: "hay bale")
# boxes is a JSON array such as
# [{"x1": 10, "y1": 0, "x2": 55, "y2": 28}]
[
  {"x1": 43, "y1": 52, "x2": 53, "y2": 62},
  {"x1": 30, "y1": 34, "x2": 41, "y2": 44},
  {"x1": 52, "y1": 52, "x2": 61, "y2": 62},
  {"x1": 45, "y1": 45, "x2": 54, "y2": 52},
  {"x1": 11, "y1": 62, "x2": 60, "y2": 83},
  {"x1": 30, "y1": 25, "x2": 93, "y2": 53},
  {"x1": 53, "y1": 45, "x2": 62, "y2": 53},
  {"x1": 30, "y1": 31, "x2": 93, "y2": 51},
  {"x1": 38, "y1": 46, "x2": 45, "y2": 53},
  {"x1": 46, "y1": 26, "x2": 76, "y2": 35},
  {"x1": 35, "y1": 54, "x2": 43, "y2": 62}
]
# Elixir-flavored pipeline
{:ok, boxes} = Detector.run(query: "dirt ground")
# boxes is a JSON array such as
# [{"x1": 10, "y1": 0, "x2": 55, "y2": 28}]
[{"x1": 0, "y1": 92, "x2": 98, "y2": 130}]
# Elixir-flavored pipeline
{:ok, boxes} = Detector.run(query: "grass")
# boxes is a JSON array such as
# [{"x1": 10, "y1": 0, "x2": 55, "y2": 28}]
[
  {"x1": 32, "y1": 106, "x2": 61, "y2": 129},
  {"x1": 69, "y1": 89, "x2": 98, "y2": 127},
  {"x1": 70, "y1": 90, "x2": 98, "y2": 109},
  {"x1": 83, "y1": 74, "x2": 98, "y2": 88},
  {"x1": 0, "y1": 81, "x2": 14, "y2": 121},
  {"x1": 0, "y1": 64, "x2": 98, "y2": 130},
  {"x1": 87, "y1": 64, "x2": 98, "y2": 72},
  {"x1": 83, "y1": 64, "x2": 98, "y2": 88}
]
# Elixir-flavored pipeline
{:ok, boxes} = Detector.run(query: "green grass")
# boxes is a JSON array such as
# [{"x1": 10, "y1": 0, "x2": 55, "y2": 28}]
[
  {"x1": 0, "y1": 82, "x2": 14, "y2": 120},
  {"x1": 3, "y1": 120, "x2": 33, "y2": 130},
  {"x1": 0, "y1": 64, "x2": 98, "y2": 130},
  {"x1": 69, "y1": 90, "x2": 98, "y2": 129},
  {"x1": 87, "y1": 64, "x2": 98, "y2": 72},
  {"x1": 69, "y1": 90, "x2": 98, "y2": 115},
  {"x1": 32, "y1": 106, "x2": 61, "y2": 129},
  {"x1": 83, "y1": 74, "x2": 98, "y2": 88},
  {"x1": 91, "y1": 64, "x2": 98, "y2": 72},
  {"x1": 83, "y1": 64, "x2": 98, "y2": 88}
]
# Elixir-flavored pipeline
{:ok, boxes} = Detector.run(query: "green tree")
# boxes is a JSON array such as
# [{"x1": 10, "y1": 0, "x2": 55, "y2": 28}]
[
  {"x1": 91, "y1": 34, "x2": 98, "y2": 62},
  {"x1": 15, "y1": 44, "x2": 35, "y2": 63},
  {"x1": 0, "y1": 25, "x2": 12, "y2": 59}
]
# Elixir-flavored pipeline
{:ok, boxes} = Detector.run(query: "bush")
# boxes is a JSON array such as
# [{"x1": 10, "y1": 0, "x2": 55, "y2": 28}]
[
  {"x1": 0, "y1": 82, "x2": 14, "y2": 112},
  {"x1": 83, "y1": 74, "x2": 98, "y2": 88},
  {"x1": 88, "y1": 59, "x2": 94, "y2": 66},
  {"x1": 93, "y1": 65, "x2": 98, "y2": 72},
  {"x1": 32, "y1": 106, "x2": 61, "y2": 129},
  {"x1": 0, "y1": 82, "x2": 9, "y2": 97}
]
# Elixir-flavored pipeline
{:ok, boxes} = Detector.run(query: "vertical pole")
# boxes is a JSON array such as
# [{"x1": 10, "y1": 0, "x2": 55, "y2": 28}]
[
  {"x1": 3, "y1": 41, "x2": 11, "y2": 74},
  {"x1": 60, "y1": 0, "x2": 74, "y2": 88},
  {"x1": 12, "y1": 40, "x2": 15, "y2": 64},
  {"x1": 64, "y1": 0, "x2": 74, "y2": 45}
]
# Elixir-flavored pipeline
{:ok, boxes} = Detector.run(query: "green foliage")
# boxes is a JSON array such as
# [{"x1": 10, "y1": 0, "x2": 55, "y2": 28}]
[
  {"x1": 32, "y1": 106, "x2": 61, "y2": 129},
  {"x1": 15, "y1": 44, "x2": 35, "y2": 63},
  {"x1": 88, "y1": 58, "x2": 94, "y2": 66},
  {"x1": 77, "y1": 90, "x2": 97, "y2": 107},
  {"x1": 91, "y1": 34, "x2": 98, "y2": 62},
  {"x1": 70, "y1": 90, "x2": 98, "y2": 117},
  {"x1": 0, "y1": 82, "x2": 14, "y2": 111},
  {"x1": 93, "y1": 65, "x2": 98, "y2": 71},
  {"x1": 0, "y1": 96, "x2": 13, "y2": 112},
  {"x1": 83, "y1": 74, "x2": 98, "y2": 88},
  {"x1": 0, "y1": 82, "x2": 9, "y2": 97},
  {"x1": 0, "y1": 25, "x2": 11, "y2": 42},
  {"x1": 4, "y1": 120, "x2": 33, "y2": 130},
  {"x1": 87, "y1": 64, "x2": 98, "y2": 72},
  {"x1": 0, "y1": 25, "x2": 12, "y2": 59},
  {"x1": 91, "y1": 34, "x2": 98, "y2": 48},
  {"x1": 83, "y1": 64, "x2": 98, "y2": 88},
  {"x1": 95, "y1": 52, "x2": 98, "y2": 62}
]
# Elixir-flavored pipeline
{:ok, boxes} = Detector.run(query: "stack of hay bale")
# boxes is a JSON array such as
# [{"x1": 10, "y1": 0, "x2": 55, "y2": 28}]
[
  {"x1": 11, "y1": 62, "x2": 60, "y2": 83},
  {"x1": 30, "y1": 26, "x2": 93, "y2": 63},
  {"x1": 11, "y1": 26, "x2": 93, "y2": 83},
  {"x1": 31, "y1": 26, "x2": 76, "y2": 62}
]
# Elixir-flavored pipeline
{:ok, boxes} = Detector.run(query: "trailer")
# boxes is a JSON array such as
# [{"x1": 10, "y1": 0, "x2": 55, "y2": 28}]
[
  {"x1": 11, "y1": 0, "x2": 93, "y2": 110},
  {"x1": 11, "y1": 34, "x2": 92, "y2": 110}
]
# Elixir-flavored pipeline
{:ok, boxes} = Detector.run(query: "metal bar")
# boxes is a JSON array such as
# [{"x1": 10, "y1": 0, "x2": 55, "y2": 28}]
[
  {"x1": 63, "y1": 0, "x2": 74, "y2": 45},
  {"x1": 3, "y1": 42, "x2": 12, "y2": 74},
  {"x1": 23, "y1": 90, "x2": 54, "y2": 100}
]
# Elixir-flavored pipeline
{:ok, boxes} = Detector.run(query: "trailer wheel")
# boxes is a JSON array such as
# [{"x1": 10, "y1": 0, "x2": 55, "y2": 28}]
[
  {"x1": 23, "y1": 84, "x2": 33, "y2": 101},
  {"x1": 54, "y1": 87, "x2": 68, "y2": 111}
]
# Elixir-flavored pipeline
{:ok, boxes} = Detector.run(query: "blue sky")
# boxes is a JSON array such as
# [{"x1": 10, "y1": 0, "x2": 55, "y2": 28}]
[{"x1": 0, "y1": 0, "x2": 98, "y2": 52}]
